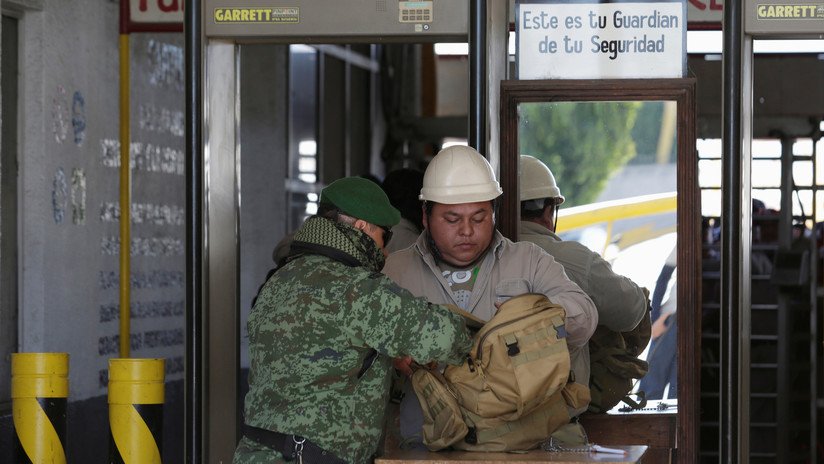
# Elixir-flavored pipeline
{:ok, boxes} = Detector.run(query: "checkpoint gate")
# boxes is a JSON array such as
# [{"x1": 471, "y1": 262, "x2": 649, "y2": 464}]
[
  {"x1": 185, "y1": 1, "x2": 824, "y2": 463},
  {"x1": 720, "y1": 1, "x2": 824, "y2": 463},
  {"x1": 186, "y1": 2, "x2": 511, "y2": 462}
]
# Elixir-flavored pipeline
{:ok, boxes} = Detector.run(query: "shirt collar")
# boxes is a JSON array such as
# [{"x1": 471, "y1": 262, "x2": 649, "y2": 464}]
[{"x1": 520, "y1": 220, "x2": 562, "y2": 242}]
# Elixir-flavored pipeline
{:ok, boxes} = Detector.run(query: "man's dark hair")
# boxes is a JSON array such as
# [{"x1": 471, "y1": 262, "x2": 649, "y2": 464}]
[
  {"x1": 520, "y1": 198, "x2": 556, "y2": 221},
  {"x1": 382, "y1": 168, "x2": 424, "y2": 230},
  {"x1": 317, "y1": 202, "x2": 343, "y2": 221},
  {"x1": 359, "y1": 172, "x2": 382, "y2": 186}
]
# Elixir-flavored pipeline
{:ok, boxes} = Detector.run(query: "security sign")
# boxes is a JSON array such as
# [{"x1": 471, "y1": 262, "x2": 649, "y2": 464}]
[
  {"x1": 756, "y1": 3, "x2": 824, "y2": 18},
  {"x1": 213, "y1": 7, "x2": 300, "y2": 24},
  {"x1": 745, "y1": 0, "x2": 824, "y2": 35},
  {"x1": 517, "y1": 0, "x2": 686, "y2": 80}
]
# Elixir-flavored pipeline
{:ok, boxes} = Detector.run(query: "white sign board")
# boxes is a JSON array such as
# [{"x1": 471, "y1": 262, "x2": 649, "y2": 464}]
[
  {"x1": 517, "y1": 2, "x2": 686, "y2": 79},
  {"x1": 130, "y1": 0, "x2": 184, "y2": 24}
]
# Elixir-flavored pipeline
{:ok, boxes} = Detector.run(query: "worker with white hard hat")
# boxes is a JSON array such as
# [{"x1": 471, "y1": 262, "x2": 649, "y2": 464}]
[
  {"x1": 382, "y1": 146, "x2": 597, "y2": 446},
  {"x1": 519, "y1": 154, "x2": 649, "y2": 409}
]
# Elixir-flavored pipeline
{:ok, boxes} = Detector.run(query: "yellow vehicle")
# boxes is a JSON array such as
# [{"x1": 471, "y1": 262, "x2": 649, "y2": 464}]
[
  {"x1": 556, "y1": 191, "x2": 677, "y2": 290},
  {"x1": 558, "y1": 191, "x2": 676, "y2": 251}
]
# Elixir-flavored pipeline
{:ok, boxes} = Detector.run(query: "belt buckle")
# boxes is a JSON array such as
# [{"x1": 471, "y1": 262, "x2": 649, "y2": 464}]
[{"x1": 293, "y1": 435, "x2": 306, "y2": 464}]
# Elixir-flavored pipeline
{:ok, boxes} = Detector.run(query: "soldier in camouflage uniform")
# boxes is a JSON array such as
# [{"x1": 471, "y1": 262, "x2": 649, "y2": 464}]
[{"x1": 233, "y1": 177, "x2": 473, "y2": 464}]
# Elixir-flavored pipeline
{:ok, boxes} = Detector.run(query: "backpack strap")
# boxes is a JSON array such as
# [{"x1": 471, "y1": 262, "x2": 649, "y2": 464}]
[
  {"x1": 463, "y1": 393, "x2": 569, "y2": 444},
  {"x1": 411, "y1": 367, "x2": 468, "y2": 450},
  {"x1": 511, "y1": 341, "x2": 569, "y2": 367},
  {"x1": 619, "y1": 391, "x2": 647, "y2": 410}
]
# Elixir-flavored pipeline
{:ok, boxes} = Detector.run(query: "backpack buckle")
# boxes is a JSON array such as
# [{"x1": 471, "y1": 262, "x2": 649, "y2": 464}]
[
  {"x1": 504, "y1": 334, "x2": 520, "y2": 356},
  {"x1": 506, "y1": 342, "x2": 520, "y2": 356}
]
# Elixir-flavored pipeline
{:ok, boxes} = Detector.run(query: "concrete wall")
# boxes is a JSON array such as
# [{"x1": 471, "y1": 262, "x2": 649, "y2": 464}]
[
  {"x1": 0, "y1": 2, "x2": 293, "y2": 460},
  {"x1": 16, "y1": 2, "x2": 186, "y2": 399},
  {"x1": 2, "y1": 1, "x2": 187, "y2": 462}
]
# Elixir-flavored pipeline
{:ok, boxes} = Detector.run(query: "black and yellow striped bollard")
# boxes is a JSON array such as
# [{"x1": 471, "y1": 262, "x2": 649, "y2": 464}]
[
  {"x1": 108, "y1": 358, "x2": 165, "y2": 464},
  {"x1": 12, "y1": 352, "x2": 69, "y2": 464}
]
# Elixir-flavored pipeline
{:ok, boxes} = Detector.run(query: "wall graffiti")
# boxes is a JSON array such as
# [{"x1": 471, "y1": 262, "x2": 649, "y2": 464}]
[
  {"x1": 100, "y1": 235, "x2": 184, "y2": 256},
  {"x1": 99, "y1": 300, "x2": 184, "y2": 323},
  {"x1": 94, "y1": 39, "x2": 186, "y2": 394},
  {"x1": 71, "y1": 168, "x2": 86, "y2": 225},
  {"x1": 97, "y1": 329, "x2": 184, "y2": 356},
  {"x1": 147, "y1": 40, "x2": 183, "y2": 92},
  {"x1": 52, "y1": 167, "x2": 88, "y2": 225},
  {"x1": 52, "y1": 86, "x2": 69, "y2": 143},
  {"x1": 98, "y1": 270, "x2": 185, "y2": 290},
  {"x1": 100, "y1": 138, "x2": 184, "y2": 175},
  {"x1": 97, "y1": 332, "x2": 143, "y2": 356},
  {"x1": 72, "y1": 91, "x2": 87, "y2": 146},
  {"x1": 52, "y1": 168, "x2": 68, "y2": 223},
  {"x1": 99, "y1": 201, "x2": 184, "y2": 226},
  {"x1": 139, "y1": 103, "x2": 184, "y2": 138}
]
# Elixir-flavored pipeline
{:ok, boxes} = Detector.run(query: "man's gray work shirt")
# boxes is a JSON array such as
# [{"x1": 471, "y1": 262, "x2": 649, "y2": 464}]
[
  {"x1": 383, "y1": 230, "x2": 598, "y2": 441},
  {"x1": 520, "y1": 221, "x2": 647, "y2": 332},
  {"x1": 383, "y1": 230, "x2": 597, "y2": 346},
  {"x1": 519, "y1": 220, "x2": 648, "y2": 388}
]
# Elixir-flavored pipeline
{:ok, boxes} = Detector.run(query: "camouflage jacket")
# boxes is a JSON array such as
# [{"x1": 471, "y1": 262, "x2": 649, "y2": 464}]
[{"x1": 235, "y1": 217, "x2": 472, "y2": 464}]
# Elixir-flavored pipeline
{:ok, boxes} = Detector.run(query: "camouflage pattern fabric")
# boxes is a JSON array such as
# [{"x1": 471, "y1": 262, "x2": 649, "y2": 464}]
[{"x1": 234, "y1": 217, "x2": 472, "y2": 464}]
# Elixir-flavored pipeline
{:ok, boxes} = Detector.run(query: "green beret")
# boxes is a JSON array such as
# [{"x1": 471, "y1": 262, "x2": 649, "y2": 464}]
[{"x1": 320, "y1": 177, "x2": 401, "y2": 227}]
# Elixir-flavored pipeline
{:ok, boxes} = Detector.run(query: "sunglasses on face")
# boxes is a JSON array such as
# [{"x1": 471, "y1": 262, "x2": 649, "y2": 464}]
[{"x1": 381, "y1": 226, "x2": 393, "y2": 245}]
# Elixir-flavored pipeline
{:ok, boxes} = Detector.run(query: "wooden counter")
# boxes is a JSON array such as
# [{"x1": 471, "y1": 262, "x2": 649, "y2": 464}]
[
  {"x1": 381, "y1": 402, "x2": 676, "y2": 463},
  {"x1": 579, "y1": 405, "x2": 677, "y2": 464},
  {"x1": 376, "y1": 445, "x2": 648, "y2": 464}
]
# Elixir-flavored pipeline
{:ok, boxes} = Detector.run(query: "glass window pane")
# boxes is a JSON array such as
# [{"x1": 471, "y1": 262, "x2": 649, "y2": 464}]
[
  {"x1": 699, "y1": 159, "x2": 722, "y2": 188},
  {"x1": 793, "y1": 160, "x2": 813, "y2": 186},
  {"x1": 793, "y1": 189, "x2": 813, "y2": 218},
  {"x1": 697, "y1": 138, "x2": 722, "y2": 159},
  {"x1": 701, "y1": 188, "x2": 722, "y2": 217},
  {"x1": 520, "y1": 100, "x2": 677, "y2": 305},
  {"x1": 816, "y1": 191, "x2": 824, "y2": 223},
  {"x1": 793, "y1": 139, "x2": 813, "y2": 157},
  {"x1": 752, "y1": 160, "x2": 781, "y2": 188},
  {"x1": 752, "y1": 139, "x2": 782, "y2": 159},
  {"x1": 752, "y1": 188, "x2": 781, "y2": 211}
]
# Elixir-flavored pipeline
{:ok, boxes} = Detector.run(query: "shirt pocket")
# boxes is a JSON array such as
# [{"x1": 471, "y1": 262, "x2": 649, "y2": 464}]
[{"x1": 494, "y1": 279, "x2": 532, "y2": 305}]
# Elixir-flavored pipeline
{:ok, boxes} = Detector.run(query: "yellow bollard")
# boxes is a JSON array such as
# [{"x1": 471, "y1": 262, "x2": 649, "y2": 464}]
[
  {"x1": 108, "y1": 358, "x2": 165, "y2": 464},
  {"x1": 11, "y1": 352, "x2": 69, "y2": 464}
]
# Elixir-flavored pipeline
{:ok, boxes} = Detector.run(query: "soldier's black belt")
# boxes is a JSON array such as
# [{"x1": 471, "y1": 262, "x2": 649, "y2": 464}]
[{"x1": 242, "y1": 424, "x2": 347, "y2": 464}]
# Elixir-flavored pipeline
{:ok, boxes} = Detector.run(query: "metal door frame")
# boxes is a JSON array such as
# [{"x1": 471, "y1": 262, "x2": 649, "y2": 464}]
[
  {"x1": 184, "y1": 2, "x2": 509, "y2": 461},
  {"x1": 721, "y1": 1, "x2": 824, "y2": 462}
]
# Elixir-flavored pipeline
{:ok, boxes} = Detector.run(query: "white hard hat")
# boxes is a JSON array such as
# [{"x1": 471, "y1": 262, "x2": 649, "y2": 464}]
[
  {"x1": 519, "y1": 155, "x2": 564, "y2": 204},
  {"x1": 419, "y1": 146, "x2": 503, "y2": 204}
]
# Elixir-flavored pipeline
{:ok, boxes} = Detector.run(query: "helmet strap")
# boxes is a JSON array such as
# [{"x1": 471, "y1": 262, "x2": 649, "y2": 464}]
[
  {"x1": 551, "y1": 204, "x2": 560, "y2": 233},
  {"x1": 425, "y1": 229, "x2": 445, "y2": 263}
]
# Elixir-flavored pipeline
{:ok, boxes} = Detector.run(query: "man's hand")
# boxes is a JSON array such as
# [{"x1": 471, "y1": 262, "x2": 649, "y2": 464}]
[
  {"x1": 393, "y1": 356, "x2": 413, "y2": 377},
  {"x1": 651, "y1": 313, "x2": 673, "y2": 340}
]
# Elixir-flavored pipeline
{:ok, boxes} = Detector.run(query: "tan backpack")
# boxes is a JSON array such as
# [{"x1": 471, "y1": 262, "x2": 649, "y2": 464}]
[{"x1": 412, "y1": 293, "x2": 589, "y2": 451}]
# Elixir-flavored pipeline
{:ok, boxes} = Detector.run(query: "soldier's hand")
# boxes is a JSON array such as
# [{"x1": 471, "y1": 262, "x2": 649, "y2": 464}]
[{"x1": 393, "y1": 356, "x2": 414, "y2": 377}]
